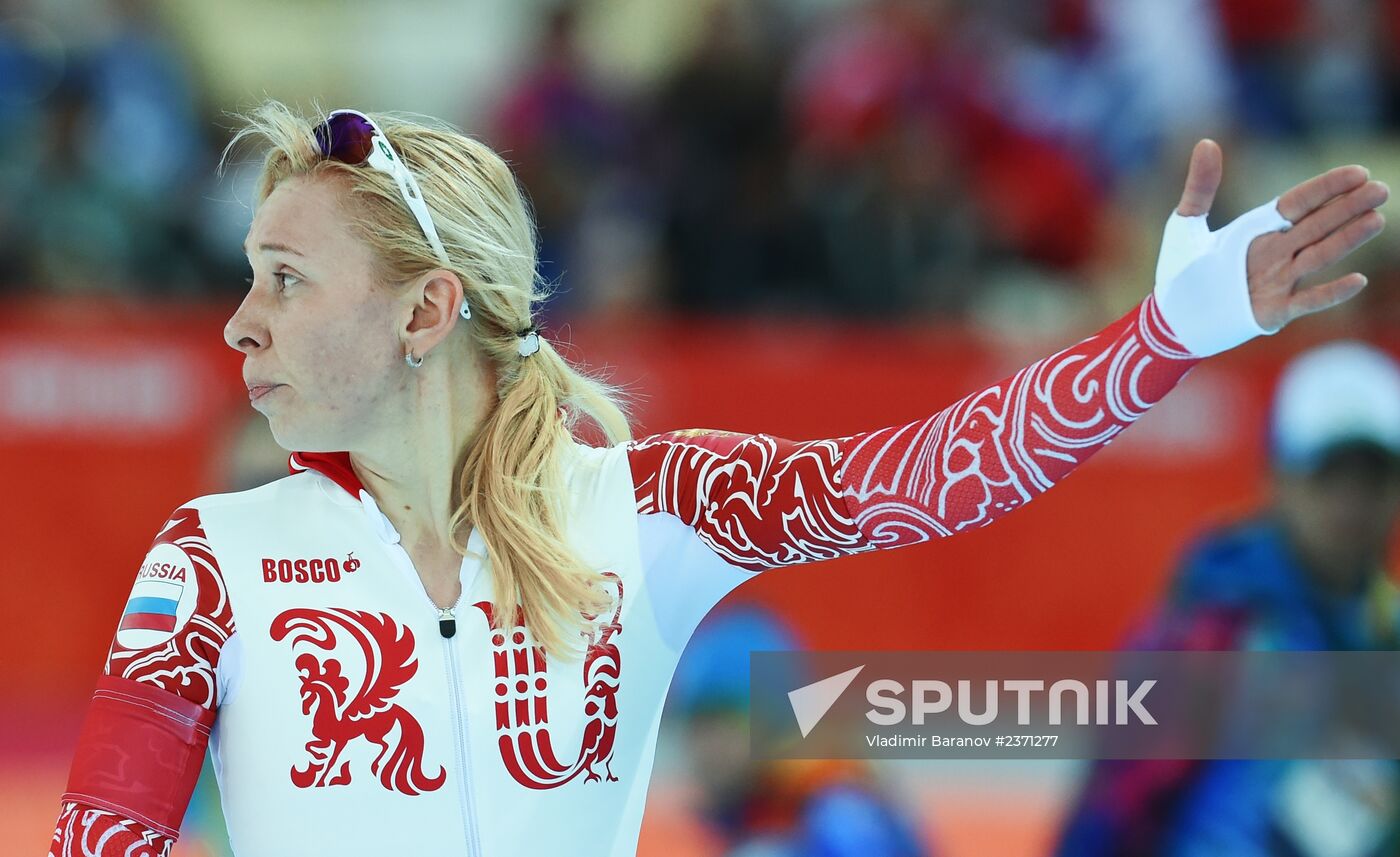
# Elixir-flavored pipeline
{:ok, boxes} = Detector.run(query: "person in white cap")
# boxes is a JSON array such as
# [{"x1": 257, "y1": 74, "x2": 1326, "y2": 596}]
[
  {"x1": 1057, "y1": 342, "x2": 1400, "y2": 857},
  {"x1": 1272, "y1": 341, "x2": 1400, "y2": 595}
]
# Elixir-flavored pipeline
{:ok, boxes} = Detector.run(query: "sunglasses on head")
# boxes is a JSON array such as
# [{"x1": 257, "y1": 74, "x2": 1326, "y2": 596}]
[{"x1": 314, "y1": 109, "x2": 470, "y2": 320}]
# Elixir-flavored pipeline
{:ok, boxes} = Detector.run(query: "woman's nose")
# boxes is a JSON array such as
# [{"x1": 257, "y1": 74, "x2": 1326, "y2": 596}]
[{"x1": 224, "y1": 294, "x2": 268, "y2": 354}]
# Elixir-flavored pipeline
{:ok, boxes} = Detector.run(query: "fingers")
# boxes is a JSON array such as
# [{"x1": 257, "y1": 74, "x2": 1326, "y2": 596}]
[
  {"x1": 1291, "y1": 209, "x2": 1386, "y2": 279},
  {"x1": 1287, "y1": 272, "x2": 1369, "y2": 322},
  {"x1": 1176, "y1": 139, "x2": 1223, "y2": 217},
  {"x1": 1284, "y1": 180, "x2": 1389, "y2": 252},
  {"x1": 1277, "y1": 164, "x2": 1370, "y2": 223}
]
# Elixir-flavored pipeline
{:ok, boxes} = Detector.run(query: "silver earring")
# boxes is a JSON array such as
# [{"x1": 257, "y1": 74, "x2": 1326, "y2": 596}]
[
  {"x1": 405, "y1": 350, "x2": 424, "y2": 368},
  {"x1": 460, "y1": 300, "x2": 472, "y2": 321}
]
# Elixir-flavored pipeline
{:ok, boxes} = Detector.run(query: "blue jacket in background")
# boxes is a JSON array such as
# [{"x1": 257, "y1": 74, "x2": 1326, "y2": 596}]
[{"x1": 1055, "y1": 516, "x2": 1400, "y2": 857}]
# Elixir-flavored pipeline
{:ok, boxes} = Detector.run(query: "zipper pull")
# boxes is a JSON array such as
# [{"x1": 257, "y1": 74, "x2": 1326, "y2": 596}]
[{"x1": 437, "y1": 607, "x2": 456, "y2": 639}]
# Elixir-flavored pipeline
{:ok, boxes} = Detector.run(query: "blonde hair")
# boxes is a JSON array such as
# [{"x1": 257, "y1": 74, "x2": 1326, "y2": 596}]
[{"x1": 223, "y1": 101, "x2": 632, "y2": 660}]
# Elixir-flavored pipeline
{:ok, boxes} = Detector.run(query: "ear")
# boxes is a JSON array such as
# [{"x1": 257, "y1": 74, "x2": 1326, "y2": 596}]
[{"x1": 402, "y1": 269, "x2": 468, "y2": 359}]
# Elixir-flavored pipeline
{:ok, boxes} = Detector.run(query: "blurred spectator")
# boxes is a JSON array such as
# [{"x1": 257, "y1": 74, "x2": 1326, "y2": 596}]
[
  {"x1": 786, "y1": 0, "x2": 982, "y2": 314},
  {"x1": 17, "y1": 75, "x2": 148, "y2": 293},
  {"x1": 0, "y1": 12, "x2": 65, "y2": 282},
  {"x1": 1070, "y1": 0, "x2": 1231, "y2": 175},
  {"x1": 487, "y1": 0, "x2": 647, "y2": 318},
  {"x1": 2, "y1": 0, "x2": 212, "y2": 295},
  {"x1": 1215, "y1": 0, "x2": 1309, "y2": 136},
  {"x1": 83, "y1": 0, "x2": 204, "y2": 203},
  {"x1": 669, "y1": 605, "x2": 932, "y2": 856},
  {"x1": 1296, "y1": 0, "x2": 1384, "y2": 131},
  {"x1": 647, "y1": 0, "x2": 821, "y2": 314},
  {"x1": 1055, "y1": 341, "x2": 1400, "y2": 857}
]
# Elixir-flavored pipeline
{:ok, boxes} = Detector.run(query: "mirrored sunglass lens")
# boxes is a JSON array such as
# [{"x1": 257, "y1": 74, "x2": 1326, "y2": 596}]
[{"x1": 316, "y1": 113, "x2": 375, "y2": 164}]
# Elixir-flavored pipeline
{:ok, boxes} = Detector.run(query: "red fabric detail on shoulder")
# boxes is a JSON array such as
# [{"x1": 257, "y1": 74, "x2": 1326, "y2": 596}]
[
  {"x1": 105, "y1": 507, "x2": 235, "y2": 709},
  {"x1": 289, "y1": 450, "x2": 364, "y2": 497},
  {"x1": 61, "y1": 675, "x2": 214, "y2": 842},
  {"x1": 627, "y1": 429, "x2": 868, "y2": 571}
]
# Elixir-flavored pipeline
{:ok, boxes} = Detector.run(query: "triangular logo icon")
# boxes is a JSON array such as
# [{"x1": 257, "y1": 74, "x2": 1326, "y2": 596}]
[{"x1": 788, "y1": 665, "x2": 865, "y2": 738}]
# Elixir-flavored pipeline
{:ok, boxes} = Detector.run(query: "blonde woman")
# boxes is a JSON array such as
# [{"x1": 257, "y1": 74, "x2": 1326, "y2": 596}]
[{"x1": 50, "y1": 104, "x2": 1386, "y2": 856}]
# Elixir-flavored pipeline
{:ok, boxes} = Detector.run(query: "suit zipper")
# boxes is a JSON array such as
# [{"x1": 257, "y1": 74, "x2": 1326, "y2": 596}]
[
  {"x1": 382, "y1": 540, "x2": 482, "y2": 857},
  {"x1": 441, "y1": 619, "x2": 483, "y2": 857}
]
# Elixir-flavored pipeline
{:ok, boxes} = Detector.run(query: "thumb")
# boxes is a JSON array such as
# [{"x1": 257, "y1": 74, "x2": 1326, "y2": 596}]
[{"x1": 1176, "y1": 139, "x2": 1223, "y2": 217}]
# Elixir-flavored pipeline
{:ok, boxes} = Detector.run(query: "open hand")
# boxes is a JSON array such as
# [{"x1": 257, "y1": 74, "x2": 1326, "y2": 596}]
[
  {"x1": 1176, "y1": 140, "x2": 1383, "y2": 331},
  {"x1": 1177, "y1": 139, "x2": 1388, "y2": 331}
]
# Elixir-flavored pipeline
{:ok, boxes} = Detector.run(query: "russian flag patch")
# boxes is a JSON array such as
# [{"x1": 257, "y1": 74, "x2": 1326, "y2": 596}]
[{"x1": 115, "y1": 542, "x2": 198, "y2": 650}]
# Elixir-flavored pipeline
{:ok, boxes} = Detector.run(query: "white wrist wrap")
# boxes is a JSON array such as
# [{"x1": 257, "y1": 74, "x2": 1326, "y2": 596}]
[{"x1": 1152, "y1": 197, "x2": 1293, "y2": 357}]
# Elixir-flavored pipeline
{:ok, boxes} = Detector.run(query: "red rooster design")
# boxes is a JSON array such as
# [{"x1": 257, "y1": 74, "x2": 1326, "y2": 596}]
[{"x1": 271, "y1": 608, "x2": 446, "y2": 795}]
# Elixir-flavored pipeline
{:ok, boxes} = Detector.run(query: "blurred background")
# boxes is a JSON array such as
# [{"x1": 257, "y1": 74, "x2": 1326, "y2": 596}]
[{"x1": 6, "y1": 0, "x2": 1400, "y2": 854}]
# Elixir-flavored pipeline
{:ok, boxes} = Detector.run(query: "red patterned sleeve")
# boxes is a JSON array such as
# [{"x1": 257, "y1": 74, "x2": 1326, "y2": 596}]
[
  {"x1": 50, "y1": 507, "x2": 235, "y2": 856},
  {"x1": 628, "y1": 295, "x2": 1199, "y2": 571}
]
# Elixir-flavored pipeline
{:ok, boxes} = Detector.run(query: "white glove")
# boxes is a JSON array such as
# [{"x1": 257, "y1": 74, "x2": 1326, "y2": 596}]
[{"x1": 1152, "y1": 198, "x2": 1294, "y2": 358}]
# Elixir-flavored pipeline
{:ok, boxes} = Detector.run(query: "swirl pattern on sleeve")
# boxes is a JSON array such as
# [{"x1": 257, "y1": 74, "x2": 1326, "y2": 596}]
[
  {"x1": 629, "y1": 429, "x2": 869, "y2": 572},
  {"x1": 50, "y1": 802, "x2": 171, "y2": 857},
  {"x1": 839, "y1": 293, "x2": 1196, "y2": 547},
  {"x1": 628, "y1": 295, "x2": 1198, "y2": 568}
]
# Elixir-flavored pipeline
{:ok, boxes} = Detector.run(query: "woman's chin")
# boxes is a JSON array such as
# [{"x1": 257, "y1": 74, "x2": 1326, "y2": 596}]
[{"x1": 264, "y1": 417, "x2": 343, "y2": 455}]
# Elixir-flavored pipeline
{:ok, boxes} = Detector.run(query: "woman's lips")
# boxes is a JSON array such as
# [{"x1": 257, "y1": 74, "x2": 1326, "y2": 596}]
[{"x1": 248, "y1": 383, "x2": 282, "y2": 401}]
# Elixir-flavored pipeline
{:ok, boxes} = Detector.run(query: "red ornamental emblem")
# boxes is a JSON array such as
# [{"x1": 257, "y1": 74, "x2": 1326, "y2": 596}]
[
  {"x1": 271, "y1": 608, "x2": 446, "y2": 795},
  {"x1": 475, "y1": 572, "x2": 624, "y2": 789}
]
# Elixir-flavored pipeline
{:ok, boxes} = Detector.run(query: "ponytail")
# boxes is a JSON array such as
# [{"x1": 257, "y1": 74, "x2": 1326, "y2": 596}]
[{"x1": 451, "y1": 327, "x2": 632, "y2": 661}]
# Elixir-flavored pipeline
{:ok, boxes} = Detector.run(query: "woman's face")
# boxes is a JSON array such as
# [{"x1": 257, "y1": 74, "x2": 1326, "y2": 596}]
[{"x1": 225, "y1": 174, "x2": 411, "y2": 453}]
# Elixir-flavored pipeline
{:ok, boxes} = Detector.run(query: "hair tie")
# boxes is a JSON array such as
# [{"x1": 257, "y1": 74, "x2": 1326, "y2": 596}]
[{"x1": 517, "y1": 324, "x2": 541, "y2": 357}]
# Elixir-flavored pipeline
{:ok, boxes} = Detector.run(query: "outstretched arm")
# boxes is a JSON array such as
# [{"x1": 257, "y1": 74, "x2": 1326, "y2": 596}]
[
  {"x1": 50, "y1": 508, "x2": 236, "y2": 857},
  {"x1": 630, "y1": 142, "x2": 1388, "y2": 572},
  {"x1": 631, "y1": 292, "x2": 1191, "y2": 568}
]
